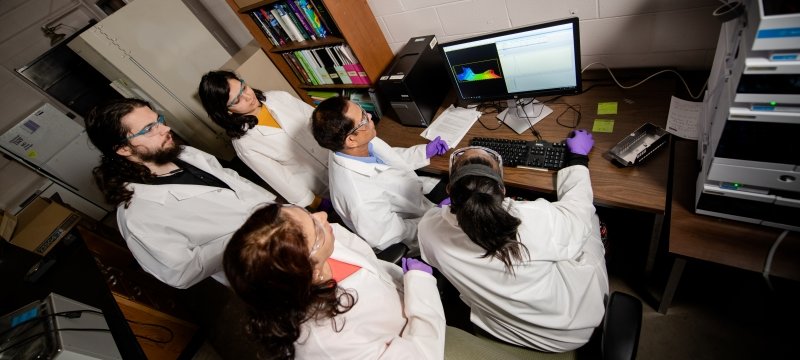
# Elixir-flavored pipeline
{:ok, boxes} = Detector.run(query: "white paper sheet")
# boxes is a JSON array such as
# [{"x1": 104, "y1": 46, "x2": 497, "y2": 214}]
[
  {"x1": 420, "y1": 105, "x2": 481, "y2": 147},
  {"x1": 666, "y1": 96, "x2": 701, "y2": 140}
]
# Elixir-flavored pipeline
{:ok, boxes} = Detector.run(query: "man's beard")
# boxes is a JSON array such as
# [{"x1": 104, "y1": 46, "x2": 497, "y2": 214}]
[{"x1": 134, "y1": 139, "x2": 183, "y2": 165}]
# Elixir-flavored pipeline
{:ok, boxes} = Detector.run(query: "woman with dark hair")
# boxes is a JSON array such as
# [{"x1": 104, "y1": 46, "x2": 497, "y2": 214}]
[
  {"x1": 417, "y1": 130, "x2": 609, "y2": 353},
  {"x1": 224, "y1": 203, "x2": 446, "y2": 359},
  {"x1": 199, "y1": 70, "x2": 330, "y2": 209}
]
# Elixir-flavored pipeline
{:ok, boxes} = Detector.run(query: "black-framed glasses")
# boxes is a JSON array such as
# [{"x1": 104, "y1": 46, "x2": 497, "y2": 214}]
[
  {"x1": 127, "y1": 114, "x2": 166, "y2": 140},
  {"x1": 227, "y1": 79, "x2": 246, "y2": 107},
  {"x1": 347, "y1": 110, "x2": 370, "y2": 135},
  {"x1": 449, "y1": 146, "x2": 504, "y2": 177}
]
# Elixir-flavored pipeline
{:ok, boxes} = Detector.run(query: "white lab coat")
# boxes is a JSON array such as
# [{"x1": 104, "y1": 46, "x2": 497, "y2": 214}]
[
  {"x1": 418, "y1": 165, "x2": 609, "y2": 352},
  {"x1": 232, "y1": 91, "x2": 329, "y2": 207},
  {"x1": 328, "y1": 137, "x2": 438, "y2": 251},
  {"x1": 117, "y1": 146, "x2": 276, "y2": 289},
  {"x1": 295, "y1": 223, "x2": 446, "y2": 360}
]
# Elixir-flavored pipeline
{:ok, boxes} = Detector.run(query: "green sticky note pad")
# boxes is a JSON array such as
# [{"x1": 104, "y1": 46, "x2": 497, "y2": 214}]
[
  {"x1": 592, "y1": 119, "x2": 615, "y2": 133},
  {"x1": 597, "y1": 102, "x2": 618, "y2": 115}
]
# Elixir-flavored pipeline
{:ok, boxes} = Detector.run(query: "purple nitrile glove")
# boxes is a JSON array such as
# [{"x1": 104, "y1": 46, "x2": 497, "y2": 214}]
[
  {"x1": 425, "y1": 136, "x2": 449, "y2": 158},
  {"x1": 318, "y1": 198, "x2": 333, "y2": 212},
  {"x1": 566, "y1": 129, "x2": 594, "y2": 155},
  {"x1": 401, "y1": 257, "x2": 433, "y2": 275},
  {"x1": 438, "y1": 197, "x2": 451, "y2": 207}
]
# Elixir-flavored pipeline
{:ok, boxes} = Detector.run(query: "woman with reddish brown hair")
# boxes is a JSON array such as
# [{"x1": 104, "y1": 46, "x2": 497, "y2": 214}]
[{"x1": 223, "y1": 203, "x2": 446, "y2": 359}]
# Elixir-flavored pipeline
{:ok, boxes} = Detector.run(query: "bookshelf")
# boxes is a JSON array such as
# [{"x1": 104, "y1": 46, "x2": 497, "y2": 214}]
[{"x1": 226, "y1": 0, "x2": 393, "y2": 105}]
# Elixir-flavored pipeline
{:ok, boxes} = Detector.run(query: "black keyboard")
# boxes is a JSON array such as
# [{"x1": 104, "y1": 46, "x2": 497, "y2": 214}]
[{"x1": 469, "y1": 137, "x2": 567, "y2": 170}]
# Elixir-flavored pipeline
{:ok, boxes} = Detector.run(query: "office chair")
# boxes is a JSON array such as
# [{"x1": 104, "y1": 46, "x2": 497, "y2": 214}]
[
  {"x1": 443, "y1": 291, "x2": 643, "y2": 360},
  {"x1": 374, "y1": 242, "x2": 408, "y2": 265}
]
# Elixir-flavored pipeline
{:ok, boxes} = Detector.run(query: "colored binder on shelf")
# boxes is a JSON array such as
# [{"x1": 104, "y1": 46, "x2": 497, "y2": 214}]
[
  {"x1": 293, "y1": 51, "x2": 320, "y2": 85},
  {"x1": 282, "y1": 53, "x2": 312, "y2": 85},
  {"x1": 326, "y1": 47, "x2": 352, "y2": 84},
  {"x1": 301, "y1": 49, "x2": 332, "y2": 84},
  {"x1": 337, "y1": 45, "x2": 368, "y2": 84},
  {"x1": 313, "y1": 48, "x2": 343, "y2": 84}
]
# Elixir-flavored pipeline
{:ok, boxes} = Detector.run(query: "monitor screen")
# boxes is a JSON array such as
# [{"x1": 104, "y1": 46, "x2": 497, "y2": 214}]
[{"x1": 440, "y1": 17, "x2": 582, "y2": 103}]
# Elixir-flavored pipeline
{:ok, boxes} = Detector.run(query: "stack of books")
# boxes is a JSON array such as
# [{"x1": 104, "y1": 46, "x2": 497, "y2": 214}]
[
  {"x1": 249, "y1": 0, "x2": 337, "y2": 46},
  {"x1": 281, "y1": 45, "x2": 369, "y2": 86}
]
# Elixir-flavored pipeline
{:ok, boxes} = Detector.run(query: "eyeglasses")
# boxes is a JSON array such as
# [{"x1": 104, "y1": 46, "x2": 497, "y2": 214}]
[
  {"x1": 227, "y1": 79, "x2": 246, "y2": 107},
  {"x1": 347, "y1": 110, "x2": 370, "y2": 135},
  {"x1": 449, "y1": 146, "x2": 504, "y2": 177},
  {"x1": 283, "y1": 204, "x2": 326, "y2": 256},
  {"x1": 127, "y1": 114, "x2": 166, "y2": 140}
]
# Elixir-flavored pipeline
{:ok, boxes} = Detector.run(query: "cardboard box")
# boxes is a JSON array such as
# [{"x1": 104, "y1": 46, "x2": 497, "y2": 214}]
[{"x1": 0, "y1": 197, "x2": 81, "y2": 255}]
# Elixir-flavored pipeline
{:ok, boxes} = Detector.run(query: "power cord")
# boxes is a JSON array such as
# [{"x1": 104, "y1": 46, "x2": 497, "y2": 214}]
[
  {"x1": 475, "y1": 101, "x2": 507, "y2": 130},
  {"x1": 763, "y1": 230, "x2": 790, "y2": 291},
  {"x1": 127, "y1": 318, "x2": 175, "y2": 344},
  {"x1": 581, "y1": 62, "x2": 708, "y2": 100}
]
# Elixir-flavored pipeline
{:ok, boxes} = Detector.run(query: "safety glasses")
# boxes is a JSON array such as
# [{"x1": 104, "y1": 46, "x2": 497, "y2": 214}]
[
  {"x1": 449, "y1": 146, "x2": 504, "y2": 177},
  {"x1": 127, "y1": 114, "x2": 166, "y2": 140}
]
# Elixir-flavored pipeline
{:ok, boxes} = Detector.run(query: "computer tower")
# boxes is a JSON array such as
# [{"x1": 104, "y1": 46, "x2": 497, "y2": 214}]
[{"x1": 377, "y1": 35, "x2": 451, "y2": 127}]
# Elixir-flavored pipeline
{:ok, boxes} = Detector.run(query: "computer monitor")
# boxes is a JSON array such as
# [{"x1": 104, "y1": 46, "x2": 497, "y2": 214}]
[{"x1": 440, "y1": 17, "x2": 582, "y2": 132}]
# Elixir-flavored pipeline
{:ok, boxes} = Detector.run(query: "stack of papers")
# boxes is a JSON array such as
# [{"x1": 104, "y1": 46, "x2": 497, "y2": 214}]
[{"x1": 420, "y1": 105, "x2": 481, "y2": 147}]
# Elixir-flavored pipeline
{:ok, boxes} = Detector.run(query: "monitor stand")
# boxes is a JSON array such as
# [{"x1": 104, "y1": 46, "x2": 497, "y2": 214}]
[{"x1": 498, "y1": 98, "x2": 553, "y2": 134}]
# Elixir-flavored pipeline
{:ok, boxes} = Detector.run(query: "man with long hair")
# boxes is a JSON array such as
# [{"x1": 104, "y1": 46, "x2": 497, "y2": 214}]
[{"x1": 85, "y1": 98, "x2": 276, "y2": 289}]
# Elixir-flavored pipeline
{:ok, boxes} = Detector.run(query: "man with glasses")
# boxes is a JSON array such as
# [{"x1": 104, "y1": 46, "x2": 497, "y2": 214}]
[
  {"x1": 85, "y1": 98, "x2": 276, "y2": 289},
  {"x1": 311, "y1": 96, "x2": 449, "y2": 254}
]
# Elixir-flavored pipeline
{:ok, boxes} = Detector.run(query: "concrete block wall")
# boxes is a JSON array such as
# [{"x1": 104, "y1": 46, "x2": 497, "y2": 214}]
[{"x1": 368, "y1": 0, "x2": 724, "y2": 70}]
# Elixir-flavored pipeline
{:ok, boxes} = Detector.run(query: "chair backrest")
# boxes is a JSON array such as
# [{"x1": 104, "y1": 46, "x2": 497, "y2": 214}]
[
  {"x1": 601, "y1": 291, "x2": 643, "y2": 360},
  {"x1": 374, "y1": 242, "x2": 408, "y2": 265}
]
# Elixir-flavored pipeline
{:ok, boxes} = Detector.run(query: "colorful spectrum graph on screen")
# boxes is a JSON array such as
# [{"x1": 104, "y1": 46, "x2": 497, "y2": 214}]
[
  {"x1": 453, "y1": 60, "x2": 502, "y2": 82},
  {"x1": 457, "y1": 68, "x2": 501, "y2": 81}
]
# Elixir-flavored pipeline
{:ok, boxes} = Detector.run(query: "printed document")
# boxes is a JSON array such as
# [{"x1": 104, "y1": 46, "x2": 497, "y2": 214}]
[
  {"x1": 666, "y1": 96, "x2": 701, "y2": 140},
  {"x1": 420, "y1": 105, "x2": 481, "y2": 147}
]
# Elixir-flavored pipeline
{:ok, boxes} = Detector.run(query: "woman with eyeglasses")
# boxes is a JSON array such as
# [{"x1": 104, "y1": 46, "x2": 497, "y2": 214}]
[
  {"x1": 223, "y1": 203, "x2": 446, "y2": 359},
  {"x1": 199, "y1": 70, "x2": 331, "y2": 210},
  {"x1": 417, "y1": 130, "x2": 609, "y2": 353}
]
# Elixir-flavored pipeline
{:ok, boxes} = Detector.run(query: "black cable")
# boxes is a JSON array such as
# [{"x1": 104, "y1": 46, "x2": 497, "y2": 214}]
[
  {"x1": 126, "y1": 318, "x2": 175, "y2": 344},
  {"x1": 475, "y1": 101, "x2": 507, "y2": 131},
  {"x1": 554, "y1": 103, "x2": 582, "y2": 129},
  {"x1": 0, "y1": 328, "x2": 111, "y2": 354},
  {"x1": 514, "y1": 98, "x2": 546, "y2": 140}
]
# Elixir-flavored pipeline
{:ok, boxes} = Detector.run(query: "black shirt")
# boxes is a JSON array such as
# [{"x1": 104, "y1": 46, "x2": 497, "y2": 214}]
[{"x1": 150, "y1": 159, "x2": 231, "y2": 190}]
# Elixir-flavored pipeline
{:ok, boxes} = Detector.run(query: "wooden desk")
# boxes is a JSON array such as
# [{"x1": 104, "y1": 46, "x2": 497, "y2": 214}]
[
  {"x1": 376, "y1": 77, "x2": 672, "y2": 214},
  {"x1": 657, "y1": 139, "x2": 800, "y2": 314},
  {"x1": 377, "y1": 75, "x2": 675, "y2": 270}
]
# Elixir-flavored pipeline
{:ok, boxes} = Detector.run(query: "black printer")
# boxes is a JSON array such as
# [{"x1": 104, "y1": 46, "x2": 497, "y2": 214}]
[{"x1": 377, "y1": 35, "x2": 451, "y2": 127}]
